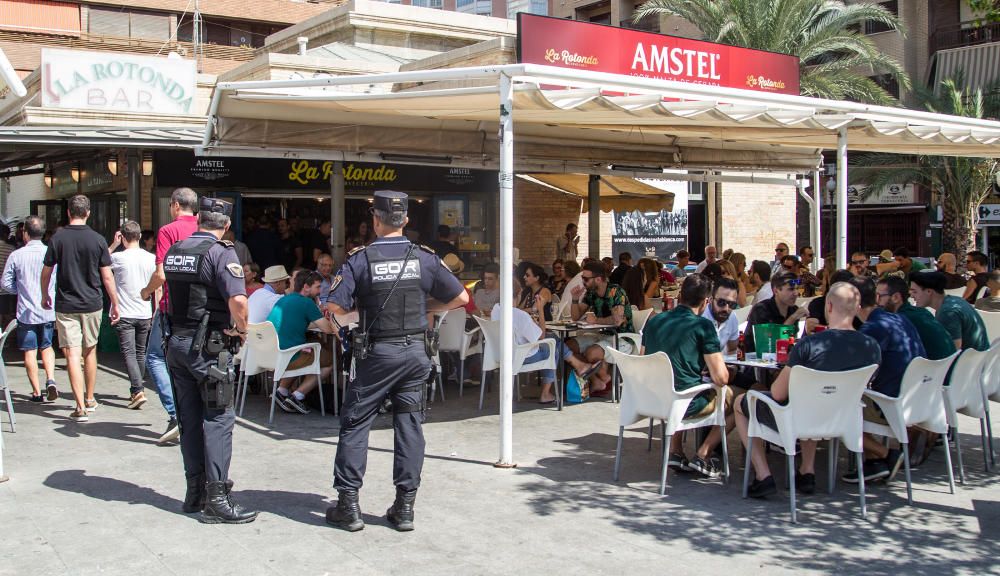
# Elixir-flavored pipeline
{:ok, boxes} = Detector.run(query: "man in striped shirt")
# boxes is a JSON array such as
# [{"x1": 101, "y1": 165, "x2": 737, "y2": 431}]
[{"x1": 1, "y1": 216, "x2": 57, "y2": 402}]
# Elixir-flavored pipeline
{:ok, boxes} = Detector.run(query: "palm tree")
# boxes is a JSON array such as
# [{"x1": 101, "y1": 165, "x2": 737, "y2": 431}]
[
  {"x1": 634, "y1": 0, "x2": 911, "y2": 105},
  {"x1": 851, "y1": 78, "x2": 1000, "y2": 263}
]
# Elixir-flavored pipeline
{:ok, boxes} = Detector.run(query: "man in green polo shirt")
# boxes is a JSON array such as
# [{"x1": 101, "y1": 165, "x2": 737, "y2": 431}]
[
  {"x1": 910, "y1": 271, "x2": 989, "y2": 352},
  {"x1": 641, "y1": 273, "x2": 731, "y2": 479},
  {"x1": 877, "y1": 276, "x2": 956, "y2": 360}
]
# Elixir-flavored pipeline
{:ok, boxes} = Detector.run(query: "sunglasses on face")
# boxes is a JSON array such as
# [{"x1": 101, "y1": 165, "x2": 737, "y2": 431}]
[
  {"x1": 851, "y1": 260, "x2": 867, "y2": 266},
  {"x1": 775, "y1": 248, "x2": 787, "y2": 252},
  {"x1": 581, "y1": 275, "x2": 594, "y2": 281},
  {"x1": 715, "y1": 298, "x2": 738, "y2": 309}
]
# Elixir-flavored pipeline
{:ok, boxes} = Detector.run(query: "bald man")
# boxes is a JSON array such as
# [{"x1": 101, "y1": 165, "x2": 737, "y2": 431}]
[
  {"x1": 935, "y1": 253, "x2": 967, "y2": 290},
  {"x1": 734, "y1": 282, "x2": 883, "y2": 498}
]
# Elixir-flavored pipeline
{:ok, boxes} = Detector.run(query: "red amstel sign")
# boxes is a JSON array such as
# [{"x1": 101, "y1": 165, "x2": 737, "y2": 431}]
[{"x1": 517, "y1": 14, "x2": 800, "y2": 95}]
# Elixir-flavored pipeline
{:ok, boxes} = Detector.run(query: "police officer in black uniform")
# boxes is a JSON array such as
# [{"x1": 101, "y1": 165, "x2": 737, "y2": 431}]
[
  {"x1": 325, "y1": 190, "x2": 468, "y2": 532},
  {"x1": 163, "y1": 197, "x2": 257, "y2": 524}
]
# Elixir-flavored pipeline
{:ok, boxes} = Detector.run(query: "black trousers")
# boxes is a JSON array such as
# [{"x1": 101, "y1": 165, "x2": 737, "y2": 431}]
[
  {"x1": 166, "y1": 334, "x2": 235, "y2": 483},
  {"x1": 334, "y1": 339, "x2": 430, "y2": 492}
]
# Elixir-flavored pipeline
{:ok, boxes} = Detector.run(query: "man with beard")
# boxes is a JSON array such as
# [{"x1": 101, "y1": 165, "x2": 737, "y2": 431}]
[{"x1": 702, "y1": 277, "x2": 740, "y2": 354}]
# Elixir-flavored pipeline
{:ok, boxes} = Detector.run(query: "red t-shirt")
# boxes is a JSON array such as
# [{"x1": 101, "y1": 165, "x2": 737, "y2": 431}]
[{"x1": 156, "y1": 214, "x2": 198, "y2": 309}]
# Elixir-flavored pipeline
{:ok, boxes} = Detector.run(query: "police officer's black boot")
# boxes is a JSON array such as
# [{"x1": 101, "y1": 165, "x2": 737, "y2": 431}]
[
  {"x1": 385, "y1": 487, "x2": 417, "y2": 532},
  {"x1": 200, "y1": 481, "x2": 258, "y2": 524},
  {"x1": 182, "y1": 473, "x2": 206, "y2": 513},
  {"x1": 326, "y1": 489, "x2": 364, "y2": 532}
]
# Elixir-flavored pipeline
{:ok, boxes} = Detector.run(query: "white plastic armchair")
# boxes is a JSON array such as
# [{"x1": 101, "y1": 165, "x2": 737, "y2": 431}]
[
  {"x1": 606, "y1": 348, "x2": 729, "y2": 496},
  {"x1": 743, "y1": 364, "x2": 878, "y2": 523},
  {"x1": 0, "y1": 319, "x2": 16, "y2": 432},
  {"x1": 978, "y1": 310, "x2": 1000, "y2": 343},
  {"x1": 244, "y1": 321, "x2": 325, "y2": 426},
  {"x1": 943, "y1": 347, "x2": 994, "y2": 482},
  {"x1": 434, "y1": 308, "x2": 482, "y2": 399},
  {"x1": 863, "y1": 352, "x2": 961, "y2": 504},
  {"x1": 612, "y1": 307, "x2": 655, "y2": 360},
  {"x1": 944, "y1": 287, "x2": 966, "y2": 298},
  {"x1": 474, "y1": 316, "x2": 557, "y2": 411}
]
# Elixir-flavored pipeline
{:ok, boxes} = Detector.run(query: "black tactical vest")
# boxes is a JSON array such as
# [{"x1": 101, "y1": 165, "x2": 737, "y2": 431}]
[
  {"x1": 358, "y1": 243, "x2": 426, "y2": 338},
  {"x1": 163, "y1": 237, "x2": 231, "y2": 329}
]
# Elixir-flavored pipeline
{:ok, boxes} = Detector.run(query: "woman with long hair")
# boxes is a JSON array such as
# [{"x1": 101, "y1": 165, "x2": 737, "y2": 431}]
[
  {"x1": 517, "y1": 262, "x2": 553, "y2": 330},
  {"x1": 621, "y1": 267, "x2": 647, "y2": 311},
  {"x1": 637, "y1": 258, "x2": 661, "y2": 308},
  {"x1": 818, "y1": 253, "x2": 837, "y2": 294},
  {"x1": 548, "y1": 259, "x2": 568, "y2": 297},
  {"x1": 347, "y1": 220, "x2": 374, "y2": 251},
  {"x1": 730, "y1": 252, "x2": 750, "y2": 291},
  {"x1": 717, "y1": 259, "x2": 748, "y2": 307}
]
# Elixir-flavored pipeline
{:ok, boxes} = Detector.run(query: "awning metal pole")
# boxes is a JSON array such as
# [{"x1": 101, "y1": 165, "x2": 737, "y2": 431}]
[
  {"x1": 812, "y1": 171, "x2": 822, "y2": 272},
  {"x1": 797, "y1": 177, "x2": 816, "y2": 273},
  {"x1": 836, "y1": 128, "x2": 849, "y2": 268},
  {"x1": 497, "y1": 72, "x2": 515, "y2": 468},
  {"x1": 331, "y1": 161, "x2": 345, "y2": 265},
  {"x1": 588, "y1": 175, "x2": 600, "y2": 259}
]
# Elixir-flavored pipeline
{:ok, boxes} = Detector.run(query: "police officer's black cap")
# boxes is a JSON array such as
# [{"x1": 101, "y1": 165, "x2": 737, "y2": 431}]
[
  {"x1": 199, "y1": 197, "x2": 233, "y2": 217},
  {"x1": 373, "y1": 190, "x2": 408, "y2": 214}
]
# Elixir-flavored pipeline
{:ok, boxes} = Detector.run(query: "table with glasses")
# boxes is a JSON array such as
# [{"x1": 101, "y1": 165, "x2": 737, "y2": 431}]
[
  {"x1": 546, "y1": 322, "x2": 620, "y2": 410},
  {"x1": 723, "y1": 353, "x2": 783, "y2": 371}
]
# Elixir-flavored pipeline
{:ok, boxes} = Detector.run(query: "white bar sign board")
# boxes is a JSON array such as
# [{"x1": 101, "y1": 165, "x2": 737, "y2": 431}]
[{"x1": 41, "y1": 49, "x2": 196, "y2": 114}]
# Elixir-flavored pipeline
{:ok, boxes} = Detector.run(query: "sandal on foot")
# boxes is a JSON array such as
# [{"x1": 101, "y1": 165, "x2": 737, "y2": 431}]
[{"x1": 577, "y1": 360, "x2": 604, "y2": 380}]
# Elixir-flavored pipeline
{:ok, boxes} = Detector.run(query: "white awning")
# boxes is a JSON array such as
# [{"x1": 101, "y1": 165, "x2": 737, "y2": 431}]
[
  {"x1": 521, "y1": 173, "x2": 674, "y2": 212},
  {"x1": 203, "y1": 64, "x2": 1000, "y2": 169}
]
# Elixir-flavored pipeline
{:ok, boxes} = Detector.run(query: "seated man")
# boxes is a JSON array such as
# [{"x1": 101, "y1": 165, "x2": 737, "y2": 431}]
[
  {"x1": 850, "y1": 276, "x2": 925, "y2": 482},
  {"x1": 974, "y1": 269, "x2": 1000, "y2": 312},
  {"x1": 744, "y1": 272, "x2": 808, "y2": 356},
  {"x1": 568, "y1": 261, "x2": 634, "y2": 396},
  {"x1": 266, "y1": 271, "x2": 335, "y2": 414},
  {"x1": 474, "y1": 263, "x2": 501, "y2": 314},
  {"x1": 734, "y1": 282, "x2": 881, "y2": 498},
  {"x1": 748, "y1": 260, "x2": 772, "y2": 305},
  {"x1": 935, "y1": 252, "x2": 967, "y2": 290},
  {"x1": 248, "y1": 265, "x2": 290, "y2": 324},
  {"x1": 805, "y1": 269, "x2": 858, "y2": 333},
  {"x1": 703, "y1": 277, "x2": 740, "y2": 354},
  {"x1": 642, "y1": 274, "x2": 731, "y2": 478},
  {"x1": 878, "y1": 276, "x2": 956, "y2": 360},
  {"x1": 910, "y1": 271, "x2": 989, "y2": 352}
]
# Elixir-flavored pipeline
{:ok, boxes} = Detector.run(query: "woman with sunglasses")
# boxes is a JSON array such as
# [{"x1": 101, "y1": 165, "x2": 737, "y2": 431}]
[{"x1": 517, "y1": 262, "x2": 553, "y2": 331}]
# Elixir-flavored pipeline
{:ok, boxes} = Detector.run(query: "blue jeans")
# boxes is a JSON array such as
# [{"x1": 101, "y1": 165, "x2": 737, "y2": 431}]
[
  {"x1": 146, "y1": 311, "x2": 176, "y2": 418},
  {"x1": 524, "y1": 341, "x2": 574, "y2": 383}
]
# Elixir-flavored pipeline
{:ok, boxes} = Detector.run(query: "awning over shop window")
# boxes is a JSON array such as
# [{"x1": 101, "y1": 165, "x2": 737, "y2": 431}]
[
  {"x1": 930, "y1": 43, "x2": 1000, "y2": 95},
  {"x1": 522, "y1": 173, "x2": 674, "y2": 212}
]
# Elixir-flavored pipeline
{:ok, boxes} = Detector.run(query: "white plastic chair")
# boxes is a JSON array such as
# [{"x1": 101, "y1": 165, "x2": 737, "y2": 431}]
[
  {"x1": 606, "y1": 348, "x2": 729, "y2": 495},
  {"x1": 434, "y1": 308, "x2": 482, "y2": 399},
  {"x1": 474, "y1": 316, "x2": 557, "y2": 411},
  {"x1": 943, "y1": 346, "x2": 994, "y2": 482},
  {"x1": 862, "y1": 352, "x2": 961, "y2": 504},
  {"x1": 733, "y1": 305, "x2": 752, "y2": 331},
  {"x1": 979, "y1": 338, "x2": 1000, "y2": 468},
  {"x1": 945, "y1": 287, "x2": 966, "y2": 298},
  {"x1": 243, "y1": 321, "x2": 325, "y2": 426},
  {"x1": 614, "y1": 307, "x2": 655, "y2": 356},
  {"x1": 977, "y1": 310, "x2": 1000, "y2": 343},
  {"x1": 743, "y1": 364, "x2": 879, "y2": 523},
  {"x1": 0, "y1": 320, "x2": 17, "y2": 432}
]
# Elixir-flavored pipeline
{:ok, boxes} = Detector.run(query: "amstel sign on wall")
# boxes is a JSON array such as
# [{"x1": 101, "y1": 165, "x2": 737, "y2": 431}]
[{"x1": 517, "y1": 14, "x2": 800, "y2": 95}]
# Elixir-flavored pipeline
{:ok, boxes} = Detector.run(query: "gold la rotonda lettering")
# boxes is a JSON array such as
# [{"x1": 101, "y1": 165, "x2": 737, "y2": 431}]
[{"x1": 287, "y1": 161, "x2": 398, "y2": 185}]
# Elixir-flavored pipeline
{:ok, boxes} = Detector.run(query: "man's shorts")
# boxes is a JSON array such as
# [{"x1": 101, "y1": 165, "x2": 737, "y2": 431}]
[
  {"x1": 575, "y1": 333, "x2": 636, "y2": 355},
  {"x1": 862, "y1": 397, "x2": 889, "y2": 426},
  {"x1": 739, "y1": 390, "x2": 784, "y2": 432},
  {"x1": 685, "y1": 386, "x2": 734, "y2": 419},
  {"x1": 55, "y1": 310, "x2": 102, "y2": 349},
  {"x1": 287, "y1": 346, "x2": 334, "y2": 371},
  {"x1": 16, "y1": 321, "x2": 54, "y2": 351}
]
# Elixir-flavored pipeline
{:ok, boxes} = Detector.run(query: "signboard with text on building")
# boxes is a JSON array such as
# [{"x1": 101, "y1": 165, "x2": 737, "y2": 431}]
[
  {"x1": 41, "y1": 49, "x2": 197, "y2": 114},
  {"x1": 517, "y1": 13, "x2": 800, "y2": 95}
]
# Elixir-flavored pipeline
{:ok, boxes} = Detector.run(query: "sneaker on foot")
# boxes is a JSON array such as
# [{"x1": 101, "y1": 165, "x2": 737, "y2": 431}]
[
  {"x1": 286, "y1": 395, "x2": 311, "y2": 415},
  {"x1": 748, "y1": 476, "x2": 777, "y2": 498},
  {"x1": 45, "y1": 381, "x2": 58, "y2": 402},
  {"x1": 842, "y1": 459, "x2": 889, "y2": 484},
  {"x1": 158, "y1": 418, "x2": 180, "y2": 444},
  {"x1": 795, "y1": 471, "x2": 816, "y2": 494},
  {"x1": 127, "y1": 391, "x2": 147, "y2": 410},
  {"x1": 273, "y1": 392, "x2": 295, "y2": 413},
  {"x1": 70, "y1": 408, "x2": 89, "y2": 422},
  {"x1": 85, "y1": 399, "x2": 98, "y2": 413},
  {"x1": 667, "y1": 453, "x2": 689, "y2": 472},
  {"x1": 29, "y1": 394, "x2": 44, "y2": 403},
  {"x1": 687, "y1": 456, "x2": 723, "y2": 479}
]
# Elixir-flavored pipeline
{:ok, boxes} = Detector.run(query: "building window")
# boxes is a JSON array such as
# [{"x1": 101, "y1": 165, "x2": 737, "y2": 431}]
[
  {"x1": 864, "y1": 1, "x2": 898, "y2": 35},
  {"x1": 89, "y1": 7, "x2": 170, "y2": 41},
  {"x1": 589, "y1": 12, "x2": 612, "y2": 24},
  {"x1": 411, "y1": 0, "x2": 444, "y2": 8},
  {"x1": 0, "y1": 0, "x2": 80, "y2": 36}
]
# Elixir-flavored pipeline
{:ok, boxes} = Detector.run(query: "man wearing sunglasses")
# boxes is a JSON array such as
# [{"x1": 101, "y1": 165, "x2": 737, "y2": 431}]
[
  {"x1": 568, "y1": 261, "x2": 634, "y2": 396},
  {"x1": 702, "y1": 277, "x2": 740, "y2": 354},
  {"x1": 744, "y1": 271, "x2": 808, "y2": 356},
  {"x1": 770, "y1": 242, "x2": 789, "y2": 275},
  {"x1": 849, "y1": 251, "x2": 877, "y2": 281}
]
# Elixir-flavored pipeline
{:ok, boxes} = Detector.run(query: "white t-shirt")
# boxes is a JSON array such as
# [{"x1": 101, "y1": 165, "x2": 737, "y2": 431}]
[
  {"x1": 752, "y1": 283, "x2": 773, "y2": 305},
  {"x1": 248, "y1": 285, "x2": 284, "y2": 324},
  {"x1": 111, "y1": 248, "x2": 156, "y2": 320},
  {"x1": 702, "y1": 303, "x2": 739, "y2": 349},
  {"x1": 491, "y1": 303, "x2": 541, "y2": 354}
]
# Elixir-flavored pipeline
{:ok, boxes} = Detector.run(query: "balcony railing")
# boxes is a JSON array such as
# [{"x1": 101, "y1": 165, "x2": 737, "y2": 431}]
[
  {"x1": 620, "y1": 14, "x2": 659, "y2": 34},
  {"x1": 931, "y1": 20, "x2": 1000, "y2": 53}
]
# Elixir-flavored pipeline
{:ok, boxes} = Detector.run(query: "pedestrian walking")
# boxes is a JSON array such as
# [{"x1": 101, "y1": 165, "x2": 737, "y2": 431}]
[
  {"x1": 108, "y1": 220, "x2": 156, "y2": 410},
  {"x1": 163, "y1": 197, "x2": 256, "y2": 524},
  {"x1": 325, "y1": 190, "x2": 468, "y2": 532},
  {"x1": 1, "y1": 216, "x2": 57, "y2": 403},
  {"x1": 41, "y1": 195, "x2": 119, "y2": 422},
  {"x1": 139, "y1": 187, "x2": 199, "y2": 443}
]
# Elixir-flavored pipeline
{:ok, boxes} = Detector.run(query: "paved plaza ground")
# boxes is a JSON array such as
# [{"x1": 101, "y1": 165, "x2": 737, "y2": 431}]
[{"x1": 2, "y1": 352, "x2": 1000, "y2": 576}]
